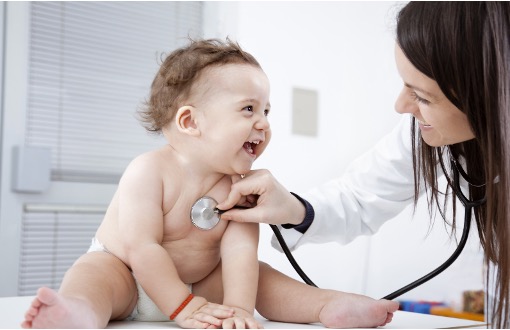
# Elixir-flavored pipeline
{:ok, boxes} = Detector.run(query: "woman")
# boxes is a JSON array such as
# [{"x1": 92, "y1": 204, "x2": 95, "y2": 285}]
[{"x1": 218, "y1": 2, "x2": 510, "y2": 327}]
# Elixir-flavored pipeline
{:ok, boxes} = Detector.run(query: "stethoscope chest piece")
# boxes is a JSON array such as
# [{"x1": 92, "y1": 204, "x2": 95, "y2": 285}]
[{"x1": 191, "y1": 196, "x2": 220, "y2": 230}]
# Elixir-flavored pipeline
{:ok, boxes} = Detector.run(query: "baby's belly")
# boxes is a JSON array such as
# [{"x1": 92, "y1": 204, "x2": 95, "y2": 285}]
[{"x1": 168, "y1": 247, "x2": 221, "y2": 284}]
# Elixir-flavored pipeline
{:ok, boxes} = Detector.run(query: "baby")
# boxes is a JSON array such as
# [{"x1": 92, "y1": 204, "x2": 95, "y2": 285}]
[
  {"x1": 22, "y1": 38, "x2": 398, "y2": 329},
  {"x1": 23, "y1": 38, "x2": 269, "y2": 329}
]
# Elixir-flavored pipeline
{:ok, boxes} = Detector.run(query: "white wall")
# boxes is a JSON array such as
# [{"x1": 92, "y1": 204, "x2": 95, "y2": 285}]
[{"x1": 204, "y1": 1, "x2": 484, "y2": 307}]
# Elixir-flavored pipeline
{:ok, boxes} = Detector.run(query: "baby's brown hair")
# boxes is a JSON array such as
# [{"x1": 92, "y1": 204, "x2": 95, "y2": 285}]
[{"x1": 139, "y1": 38, "x2": 261, "y2": 132}]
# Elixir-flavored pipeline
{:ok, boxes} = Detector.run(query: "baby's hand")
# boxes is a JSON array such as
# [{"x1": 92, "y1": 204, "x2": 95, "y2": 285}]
[
  {"x1": 174, "y1": 296, "x2": 234, "y2": 329},
  {"x1": 221, "y1": 307, "x2": 263, "y2": 329}
]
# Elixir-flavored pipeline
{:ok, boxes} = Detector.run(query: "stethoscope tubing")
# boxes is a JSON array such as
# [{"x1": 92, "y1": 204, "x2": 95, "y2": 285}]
[
  {"x1": 270, "y1": 224, "x2": 318, "y2": 287},
  {"x1": 381, "y1": 203, "x2": 472, "y2": 300},
  {"x1": 381, "y1": 161, "x2": 486, "y2": 300},
  {"x1": 271, "y1": 161, "x2": 486, "y2": 301}
]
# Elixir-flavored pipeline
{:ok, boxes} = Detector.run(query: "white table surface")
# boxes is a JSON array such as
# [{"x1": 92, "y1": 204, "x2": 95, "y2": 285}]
[{"x1": 0, "y1": 296, "x2": 487, "y2": 329}]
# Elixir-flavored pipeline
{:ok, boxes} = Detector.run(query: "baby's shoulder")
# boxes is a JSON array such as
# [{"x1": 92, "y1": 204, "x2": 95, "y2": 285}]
[
  {"x1": 120, "y1": 148, "x2": 179, "y2": 184},
  {"x1": 128, "y1": 148, "x2": 174, "y2": 171}
]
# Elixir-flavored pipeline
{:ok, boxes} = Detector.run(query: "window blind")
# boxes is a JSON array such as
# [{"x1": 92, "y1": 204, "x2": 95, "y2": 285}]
[
  {"x1": 18, "y1": 212, "x2": 103, "y2": 296},
  {"x1": 18, "y1": 1, "x2": 203, "y2": 297},
  {"x1": 26, "y1": 1, "x2": 203, "y2": 183}
]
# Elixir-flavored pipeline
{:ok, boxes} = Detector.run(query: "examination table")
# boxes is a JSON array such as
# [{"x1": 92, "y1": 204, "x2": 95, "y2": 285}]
[{"x1": 0, "y1": 296, "x2": 487, "y2": 329}]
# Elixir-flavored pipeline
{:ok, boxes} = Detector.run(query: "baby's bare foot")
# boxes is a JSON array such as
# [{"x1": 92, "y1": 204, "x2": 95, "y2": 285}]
[
  {"x1": 21, "y1": 287, "x2": 99, "y2": 329},
  {"x1": 319, "y1": 292, "x2": 399, "y2": 328}
]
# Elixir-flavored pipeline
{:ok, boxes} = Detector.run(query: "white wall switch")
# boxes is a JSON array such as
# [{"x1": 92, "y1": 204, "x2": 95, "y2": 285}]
[
  {"x1": 292, "y1": 87, "x2": 318, "y2": 136},
  {"x1": 11, "y1": 146, "x2": 51, "y2": 193}
]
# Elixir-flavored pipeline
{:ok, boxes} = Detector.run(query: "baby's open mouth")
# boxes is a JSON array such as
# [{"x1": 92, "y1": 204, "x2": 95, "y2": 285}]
[{"x1": 243, "y1": 140, "x2": 260, "y2": 155}]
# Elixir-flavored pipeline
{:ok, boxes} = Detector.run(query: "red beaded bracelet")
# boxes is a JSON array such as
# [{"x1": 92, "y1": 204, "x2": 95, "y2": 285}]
[{"x1": 170, "y1": 293, "x2": 194, "y2": 320}]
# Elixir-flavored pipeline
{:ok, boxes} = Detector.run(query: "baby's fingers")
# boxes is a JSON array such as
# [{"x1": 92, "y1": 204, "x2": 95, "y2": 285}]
[
  {"x1": 222, "y1": 318, "x2": 235, "y2": 329},
  {"x1": 199, "y1": 303, "x2": 235, "y2": 318},
  {"x1": 186, "y1": 312, "x2": 222, "y2": 329},
  {"x1": 246, "y1": 317, "x2": 264, "y2": 329},
  {"x1": 180, "y1": 318, "x2": 214, "y2": 329},
  {"x1": 222, "y1": 317, "x2": 263, "y2": 329}
]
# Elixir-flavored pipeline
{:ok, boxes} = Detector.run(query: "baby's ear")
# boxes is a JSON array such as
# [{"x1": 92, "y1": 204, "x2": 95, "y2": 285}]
[{"x1": 175, "y1": 106, "x2": 200, "y2": 136}]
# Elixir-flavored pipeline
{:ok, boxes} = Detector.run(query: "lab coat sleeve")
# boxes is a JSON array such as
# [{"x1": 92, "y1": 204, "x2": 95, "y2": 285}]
[{"x1": 272, "y1": 117, "x2": 417, "y2": 251}]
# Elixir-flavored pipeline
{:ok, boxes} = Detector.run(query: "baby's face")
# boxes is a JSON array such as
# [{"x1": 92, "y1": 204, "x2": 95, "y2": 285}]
[{"x1": 191, "y1": 63, "x2": 271, "y2": 175}]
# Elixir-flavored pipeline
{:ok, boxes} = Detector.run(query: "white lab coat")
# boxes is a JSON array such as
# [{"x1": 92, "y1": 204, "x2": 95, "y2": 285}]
[{"x1": 273, "y1": 116, "x2": 421, "y2": 250}]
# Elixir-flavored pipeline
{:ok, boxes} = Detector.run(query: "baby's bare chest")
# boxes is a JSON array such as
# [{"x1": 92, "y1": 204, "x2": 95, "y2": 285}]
[
  {"x1": 160, "y1": 176, "x2": 232, "y2": 242},
  {"x1": 160, "y1": 181, "x2": 232, "y2": 283}
]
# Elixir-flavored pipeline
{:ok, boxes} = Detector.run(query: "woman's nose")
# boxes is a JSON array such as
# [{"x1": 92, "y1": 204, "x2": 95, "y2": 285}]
[{"x1": 395, "y1": 88, "x2": 417, "y2": 115}]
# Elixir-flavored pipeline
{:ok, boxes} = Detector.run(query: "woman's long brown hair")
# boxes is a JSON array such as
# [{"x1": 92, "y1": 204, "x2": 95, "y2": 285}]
[{"x1": 397, "y1": 2, "x2": 509, "y2": 327}]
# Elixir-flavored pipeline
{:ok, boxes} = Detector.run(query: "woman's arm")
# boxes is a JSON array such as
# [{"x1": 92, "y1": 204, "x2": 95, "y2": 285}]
[{"x1": 290, "y1": 116, "x2": 416, "y2": 249}]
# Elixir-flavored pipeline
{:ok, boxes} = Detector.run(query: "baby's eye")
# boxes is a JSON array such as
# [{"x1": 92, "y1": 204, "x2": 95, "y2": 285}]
[
  {"x1": 243, "y1": 106, "x2": 254, "y2": 112},
  {"x1": 264, "y1": 109, "x2": 270, "y2": 117}
]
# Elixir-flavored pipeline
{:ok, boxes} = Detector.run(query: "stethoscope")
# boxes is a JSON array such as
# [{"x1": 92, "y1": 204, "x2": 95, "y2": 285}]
[
  {"x1": 190, "y1": 160, "x2": 486, "y2": 300},
  {"x1": 382, "y1": 159, "x2": 486, "y2": 300}
]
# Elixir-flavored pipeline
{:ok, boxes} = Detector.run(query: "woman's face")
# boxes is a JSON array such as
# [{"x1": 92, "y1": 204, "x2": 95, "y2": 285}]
[{"x1": 394, "y1": 45, "x2": 475, "y2": 146}]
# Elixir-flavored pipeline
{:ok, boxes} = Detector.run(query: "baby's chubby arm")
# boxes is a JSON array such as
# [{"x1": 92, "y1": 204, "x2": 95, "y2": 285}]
[
  {"x1": 117, "y1": 155, "x2": 233, "y2": 328},
  {"x1": 220, "y1": 220, "x2": 261, "y2": 329}
]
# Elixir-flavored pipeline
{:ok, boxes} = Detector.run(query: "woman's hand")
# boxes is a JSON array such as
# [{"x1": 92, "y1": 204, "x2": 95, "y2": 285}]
[{"x1": 217, "y1": 169, "x2": 305, "y2": 226}]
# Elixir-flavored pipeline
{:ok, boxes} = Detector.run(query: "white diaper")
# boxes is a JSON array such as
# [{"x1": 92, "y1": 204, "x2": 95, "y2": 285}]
[{"x1": 87, "y1": 238, "x2": 192, "y2": 322}]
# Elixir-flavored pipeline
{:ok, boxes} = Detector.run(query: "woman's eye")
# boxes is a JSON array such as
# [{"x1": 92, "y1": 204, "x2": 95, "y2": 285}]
[{"x1": 410, "y1": 91, "x2": 430, "y2": 105}]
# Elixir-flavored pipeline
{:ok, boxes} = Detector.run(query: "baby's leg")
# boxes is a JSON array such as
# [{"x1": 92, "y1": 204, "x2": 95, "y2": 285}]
[
  {"x1": 256, "y1": 262, "x2": 399, "y2": 328},
  {"x1": 21, "y1": 252, "x2": 137, "y2": 329}
]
